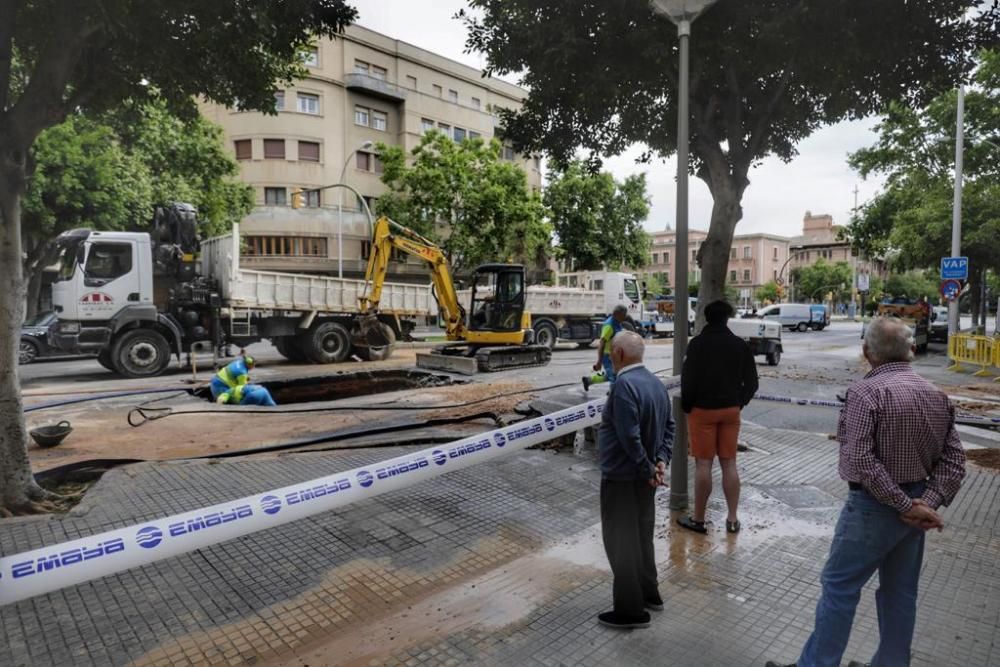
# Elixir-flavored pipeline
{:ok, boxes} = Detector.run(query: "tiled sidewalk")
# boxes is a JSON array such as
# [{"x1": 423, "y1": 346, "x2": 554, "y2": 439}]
[{"x1": 1, "y1": 423, "x2": 997, "y2": 667}]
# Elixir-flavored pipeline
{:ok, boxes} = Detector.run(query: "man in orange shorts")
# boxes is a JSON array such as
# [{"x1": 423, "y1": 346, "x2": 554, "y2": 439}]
[{"x1": 677, "y1": 300, "x2": 758, "y2": 534}]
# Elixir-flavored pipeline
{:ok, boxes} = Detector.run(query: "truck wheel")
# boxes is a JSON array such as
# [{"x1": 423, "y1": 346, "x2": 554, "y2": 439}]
[
  {"x1": 796, "y1": 322, "x2": 808, "y2": 332},
  {"x1": 97, "y1": 349, "x2": 116, "y2": 371},
  {"x1": 112, "y1": 329, "x2": 171, "y2": 378},
  {"x1": 533, "y1": 321, "x2": 558, "y2": 350},
  {"x1": 354, "y1": 323, "x2": 396, "y2": 361},
  {"x1": 767, "y1": 349, "x2": 781, "y2": 366},
  {"x1": 302, "y1": 321, "x2": 351, "y2": 364},
  {"x1": 274, "y1": 336, "x2": 307, "y2": 362}
]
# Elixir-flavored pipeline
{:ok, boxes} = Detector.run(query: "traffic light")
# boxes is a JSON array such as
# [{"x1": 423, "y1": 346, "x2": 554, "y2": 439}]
[{"x1": 291, "y1": 188, "x2": 304, "y2": 209}]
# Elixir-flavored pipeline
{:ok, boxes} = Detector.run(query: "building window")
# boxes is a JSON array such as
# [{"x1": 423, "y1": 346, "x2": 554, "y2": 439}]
[
  {"x1": 469, "y1": 130, "x2": 481, "y2": 140},
  {"x1": 305, "y1": 190, "x2": 321, "y2": 208},
  {"x1": 371, "y1": 65, "x2": 387, "y2": 80},
  {"x1": 652, "y1": 253, "x2": 659, "y2": 264},
  {"x1": 773, "y1": 246, "x2": 779, "y2": 259},
  {"x1": 730, "y1": 248, "x2": 736, "y2": 259},
  {"x1": 471, "y1": 96, "x2": 481, "y2": 109},
  {"x1": 432, "y1": 84, "x2": 442, "y2": 97},
  {"x1": 354, "y1": 60, "x2": 369, "y2": 74},
  {"x1": 665, "y1": 251, "x2": 670, "y2": 264},
  {"x1": 296, "y1": 93, "x2": 319, "y2": 114},
  {"x1": 503, "y1": 145, "x2": 515, "y2": 161},
  {"x1": 448, "y1": 89, "x2": 458, "y2": 103},
  {"x1": 421, "y1": 118, "x2": 435, "y2": 133},
  {"x1": 533, "y1": 156, "x2": 541, "y2": 170},
  {"x1": 453, "y1": 127, "x2": 466, "y2": 142},
  {"x1": 691, "y1": 249, "x2": 697, "y2": 261},
  {"x1": 371, "y1": 110, "x2": 388, "y2": 132},
  {"x1": 302, "y1": 47, "x2": 319, "y2": 67},
  {"x1": 743, "y1": 246, "x2": 751, "y2": 259},
  {"x1": 274, "y1": 91, "x2": 285, "y2": 110},
  {"x1": 406, "y1": 75, "x2": 417, "y2": 89},
  {"x1": 234, "y1": 139, "x2": 252, "y2": 160},
  {"x1": 298, "y1": 141, "x2": 320, "y2": 162},
  {"x1": 264, "y1": 187, "x2": 286, "y2": 206},
  {"x1": 354, "y1": 106, "x2": 369, "y2": 126},
  {"x1": 263, "y1": 139, "x2": 285, "y2": 159},
  {"x1": 438, "y1": 122, "x2": 451, "y2": 134},
  {"x1": 373, "y1": 154, "x2": 384, "y2": 174},
  {"x1": 356, "y1": 152, "x2": 371, "y2": 171},
  {"x1": 743, "y1": 269, "x2": 751, "y2": 282},
  {"x1": 245, "y1": 236, "x2": 327, "y2": 257},
  {"x1": 730, "y1": 270, "x2": 737, "y2": 282}
]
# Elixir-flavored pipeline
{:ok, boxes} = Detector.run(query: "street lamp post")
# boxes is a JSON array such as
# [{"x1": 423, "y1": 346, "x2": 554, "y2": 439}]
[
  {"x1": 337, "y1": 140, "x2": 374, "y2": 279},
  {"x1": 651, "y1": 0, "x2": 716, "y2": 511},
  {"x1": 948, "y1": 86, "x2": 964, "y2": 336}
]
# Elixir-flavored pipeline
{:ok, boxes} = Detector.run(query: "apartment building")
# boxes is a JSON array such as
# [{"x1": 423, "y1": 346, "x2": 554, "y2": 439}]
[
  {"x1": 199, "y1": 25, "x2": 541, "y2": 281},
  {"x1": 787, "y1": 212, "x2": 886, "y2": 296}
]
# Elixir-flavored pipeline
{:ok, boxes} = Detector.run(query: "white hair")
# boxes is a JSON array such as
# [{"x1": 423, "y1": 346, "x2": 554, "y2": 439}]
[
  {"x1": 863, "y1": 317, "x2": 914, "y2": 364},
  {"x1": 611, "y1": 330, "x2": 645, "y2": 362}
]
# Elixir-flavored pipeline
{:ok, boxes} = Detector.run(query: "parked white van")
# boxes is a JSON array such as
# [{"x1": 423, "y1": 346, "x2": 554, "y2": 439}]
[{"x1": 756, "y1": 303, "x2": 814, "y2": 332}]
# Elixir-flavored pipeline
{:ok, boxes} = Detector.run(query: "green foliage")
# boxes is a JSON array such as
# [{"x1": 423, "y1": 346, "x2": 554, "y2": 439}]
[
  {"x1": 845, "y1": 50, "x2": 1000, "y2": 284},
  {"x1": 885, "y1": 270, "x2": 939, "y2": 301},
  {"x1": 791, "y1": 260, "x2": 853, "y2": 302},
  {"x1": 543, "y1": 161, "x2": 651, "y2": 271},
  {"x1": 461, "y1": 0, "x2": 992, "y2": 312},
  {"x1": 755, "y1": 281, "x2": 781, "y2": 304},
  {"x1": 376, "y1": 131, "x2": 550, "y2": 271},
  {"x1": 642, "y1": 273, "x2": 667, "y2": 298}
]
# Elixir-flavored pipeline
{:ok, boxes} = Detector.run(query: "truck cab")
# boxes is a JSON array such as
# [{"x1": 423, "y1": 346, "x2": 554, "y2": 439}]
[{"x1": 50, "y1": 230, "x2": 160, "y2": 356}]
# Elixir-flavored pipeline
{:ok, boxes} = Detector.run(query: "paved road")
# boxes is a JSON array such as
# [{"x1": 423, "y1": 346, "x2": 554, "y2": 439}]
[{"x1": 18, "y1": 320, "x2": 965, "y2": 438}]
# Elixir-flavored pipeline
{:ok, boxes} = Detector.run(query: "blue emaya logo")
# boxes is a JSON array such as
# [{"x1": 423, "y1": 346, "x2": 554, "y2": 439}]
[{"x1": 135, "y1": 526, "x2": 163, "y2": 549}]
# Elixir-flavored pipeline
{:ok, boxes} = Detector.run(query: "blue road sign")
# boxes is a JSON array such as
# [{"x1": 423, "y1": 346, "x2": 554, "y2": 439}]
[
  {"x1": 941, "y1": 256, "x2": 969, "y2": 280},
  {"x1": 940, "y1": 279, "x2": 962, "y2": 302}
]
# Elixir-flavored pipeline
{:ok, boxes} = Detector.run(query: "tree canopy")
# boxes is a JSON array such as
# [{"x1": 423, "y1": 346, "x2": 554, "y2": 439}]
[
  {"x1": 376, "y1": 131, "x2": 550, "y2": 274},
  {"x1": 543, "y1": 161, "x2": 651, "y2": 272},
  {"x1": 791, "y1": 260, "x2": 852, "y2": 303},
  {"x1": 461, "y1": 0, "x2": 995, "y2": 324},
  {"x1": 0, "y1": 0, "x2": 357, "y2": 513},
  {"x1": 754, "y1": 281, "x2": 780, "y2": 305},
  {"x1": 845, "y1": 49, "x2": 1000, "y2": 321}
]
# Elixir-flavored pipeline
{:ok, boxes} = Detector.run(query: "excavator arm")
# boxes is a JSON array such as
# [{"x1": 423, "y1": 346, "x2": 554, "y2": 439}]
[{"x1": 359, "y1": 216, "x2": 466, "y2": 341}]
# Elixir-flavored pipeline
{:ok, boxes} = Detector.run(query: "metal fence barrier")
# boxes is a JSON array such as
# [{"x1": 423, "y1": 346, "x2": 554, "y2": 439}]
[{"x1": 947, "y1": 333, "x2": 996, "y2": 378}]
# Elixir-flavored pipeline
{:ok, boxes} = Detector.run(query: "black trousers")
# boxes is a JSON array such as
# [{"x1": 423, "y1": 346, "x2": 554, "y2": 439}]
[{"x1": 600, "y1": 478, "x2": 659, "y2": 616}]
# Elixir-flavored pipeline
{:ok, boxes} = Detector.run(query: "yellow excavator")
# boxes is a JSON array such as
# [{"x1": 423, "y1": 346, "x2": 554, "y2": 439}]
[{"x1": 358, "y1": 216, "x2": 551, "y2": 374}]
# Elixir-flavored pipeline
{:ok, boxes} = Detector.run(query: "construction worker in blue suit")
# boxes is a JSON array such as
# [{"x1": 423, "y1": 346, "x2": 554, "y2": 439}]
[{"x1": 211, "y1": 353, "x2": 277, "y2": 406}]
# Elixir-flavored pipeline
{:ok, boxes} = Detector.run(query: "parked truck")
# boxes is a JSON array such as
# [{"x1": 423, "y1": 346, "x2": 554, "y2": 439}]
[
  {"x1": 48, "y1": 204, "x2": 436, "y2": 377},
  {"x1": 458, "y1": 271, "x2": 644, "y2": 349}
]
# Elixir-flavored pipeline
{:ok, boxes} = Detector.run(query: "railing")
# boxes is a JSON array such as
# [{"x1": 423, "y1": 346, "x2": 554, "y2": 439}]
[{"x1": 947, "y1": 333, "x2": 999, "y2": 379}]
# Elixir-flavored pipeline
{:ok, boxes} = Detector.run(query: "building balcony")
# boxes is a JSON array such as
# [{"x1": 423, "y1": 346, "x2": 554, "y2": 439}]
[{"x1": 344, "y1": 73, "x2": 408, "y2": 103}]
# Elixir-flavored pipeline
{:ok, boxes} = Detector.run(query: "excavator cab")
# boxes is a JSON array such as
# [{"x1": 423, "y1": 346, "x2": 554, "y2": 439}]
[{"x1": 468, "y1": 264, "x2": 527, "y2": 333}]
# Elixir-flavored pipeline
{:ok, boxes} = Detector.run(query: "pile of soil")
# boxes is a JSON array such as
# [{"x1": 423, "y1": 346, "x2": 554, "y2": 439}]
[{"x1": 967, "y1": 448, "x2": 1000, "y2": 473}]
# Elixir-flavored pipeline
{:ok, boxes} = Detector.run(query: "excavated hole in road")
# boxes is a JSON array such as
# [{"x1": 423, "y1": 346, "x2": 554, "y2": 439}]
[{"x1": 193, "y1": 369, "x2": 461, "y2": 404}]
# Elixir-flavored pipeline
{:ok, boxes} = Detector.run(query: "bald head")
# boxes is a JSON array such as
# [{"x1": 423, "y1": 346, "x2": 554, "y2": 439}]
[{"x1": 610, "y1": 331, "x2": 644, "y2": 372}]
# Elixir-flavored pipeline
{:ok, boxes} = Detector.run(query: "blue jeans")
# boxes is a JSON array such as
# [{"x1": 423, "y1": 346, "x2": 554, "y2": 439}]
[{"x1": 798, "y1": 482, "x2": 926, "y2": 667}]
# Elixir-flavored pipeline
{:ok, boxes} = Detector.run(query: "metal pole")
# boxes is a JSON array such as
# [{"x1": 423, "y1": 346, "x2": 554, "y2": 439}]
[
  {"x1": 948, "y1": 86, "x2": 964, "y2": 335},
  {"x1": 337, "y1": 156, "x2": 352, "y2": 280},
  {"x1": 670, "y1": 19, "x2": 691, "y2": 512}
]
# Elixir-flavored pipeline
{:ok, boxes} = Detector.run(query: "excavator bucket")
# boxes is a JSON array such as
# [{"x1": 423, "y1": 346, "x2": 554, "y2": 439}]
[
  {"x1": 359, "y1": 313, "x2": 391, "y2": 347},
  {"x1": 416, "y1": 351, "x2": 478, "y2": 375}
]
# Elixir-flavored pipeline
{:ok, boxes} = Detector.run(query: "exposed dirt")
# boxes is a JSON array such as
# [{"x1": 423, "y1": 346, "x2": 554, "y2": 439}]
[{"x1": 967, "y1": 448, "x2": 1000, "y2": 473}]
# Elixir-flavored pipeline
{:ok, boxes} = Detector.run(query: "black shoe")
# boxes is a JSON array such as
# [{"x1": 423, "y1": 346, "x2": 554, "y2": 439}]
[
  {"x1": 764, "y1": 662, "x2": 795, "y2": 667},
  {"x1": 644, "y1": 596, "x2": 664, "y2": 611},
  {"x1": 597, "y1": 610, "x2": 651, "y2": 629},
  {"x1": 582, "y1": 375, "x2": 591, "y2": 392}
]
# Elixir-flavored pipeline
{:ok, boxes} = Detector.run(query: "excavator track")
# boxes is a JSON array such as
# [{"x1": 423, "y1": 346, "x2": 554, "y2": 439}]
[{"x1": 474, "y1": 344, "x2": 552, "y2": 372}]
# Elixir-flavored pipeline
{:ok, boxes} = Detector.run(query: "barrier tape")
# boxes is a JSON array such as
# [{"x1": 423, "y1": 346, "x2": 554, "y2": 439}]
[
  {"x1": 3, "y1": 376, "x2": 995, "y2": 606},
  {"x1": 0, "y1": 397, "x2": 606, "y2": 607}
]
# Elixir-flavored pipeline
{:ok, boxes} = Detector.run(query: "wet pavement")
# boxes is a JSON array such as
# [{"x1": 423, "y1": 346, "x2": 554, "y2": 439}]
[{"x1": 2, "y1": 418, "x2": 999, "y2": 667}]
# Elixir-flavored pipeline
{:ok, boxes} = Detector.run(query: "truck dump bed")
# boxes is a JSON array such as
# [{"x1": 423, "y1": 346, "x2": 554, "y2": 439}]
[
  {"x1": 456, "y1": 286, "x2": 606, "y2": 317},
  {"x1": 201, "y1": 225, "x2": 437, "y2": 316}
]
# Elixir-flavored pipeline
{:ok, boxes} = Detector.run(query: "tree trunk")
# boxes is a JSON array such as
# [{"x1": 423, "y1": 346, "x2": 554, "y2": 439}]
[
  {"x1": 969, "y1": 270, "x2": 981, "y2": 329},
  {"x1": 24, "y1": 264, "x2": 43, "y2": 321},
  {"x1": 693, "y1": 180, "x2": 743, "y2": 332},
  {"x1": 0, "y1": 139, "x2": 53, "y2": 514}
]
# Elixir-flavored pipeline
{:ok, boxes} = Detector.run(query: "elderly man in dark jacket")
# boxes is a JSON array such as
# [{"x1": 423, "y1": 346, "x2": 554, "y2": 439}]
[
  {"x1": 677, "y1": 300, "x2": 758, "y2": 535},
  {"x1": 597, "y1": 330, "x2": 674, "y2": 629}
]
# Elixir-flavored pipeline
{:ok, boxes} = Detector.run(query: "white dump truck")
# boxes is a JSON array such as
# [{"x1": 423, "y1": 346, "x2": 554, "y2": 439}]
[
  {"x1": 48, "y1": 204, "x2": 435, "y2": 377},
  {"x1": 459, "y1": 271, "x2": 643, "y2": 349}
]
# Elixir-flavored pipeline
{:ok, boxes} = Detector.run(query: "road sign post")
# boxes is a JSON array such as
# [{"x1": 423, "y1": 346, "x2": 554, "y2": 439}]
[{"x1": 940, "y1": 279, "x2": 962, "y2": 302}]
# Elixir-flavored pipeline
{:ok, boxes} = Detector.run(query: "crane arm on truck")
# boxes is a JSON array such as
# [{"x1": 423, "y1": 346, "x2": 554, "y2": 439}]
[{"x1": 359, "y1": 216, "x2": 466, "y2": 342}]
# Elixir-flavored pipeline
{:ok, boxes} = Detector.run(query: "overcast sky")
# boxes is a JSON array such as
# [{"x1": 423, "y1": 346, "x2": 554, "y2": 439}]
[{"x1": 355, "y1": 0, "x2": 887, "y2": 239}]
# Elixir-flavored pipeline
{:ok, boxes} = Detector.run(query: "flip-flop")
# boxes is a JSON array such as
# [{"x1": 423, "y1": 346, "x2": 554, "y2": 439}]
[
  {"x1": 677, "y1": 516, "x2": 707, "y2": 534},
  {"x1": 726, "y1": 520, "x2": 741, "y2": 534}
]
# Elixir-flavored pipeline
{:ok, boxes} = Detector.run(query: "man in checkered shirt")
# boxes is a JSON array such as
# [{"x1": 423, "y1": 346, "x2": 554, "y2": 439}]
[{"x1": 768, "y1": 317, "x2": 966, "y2": 667}]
